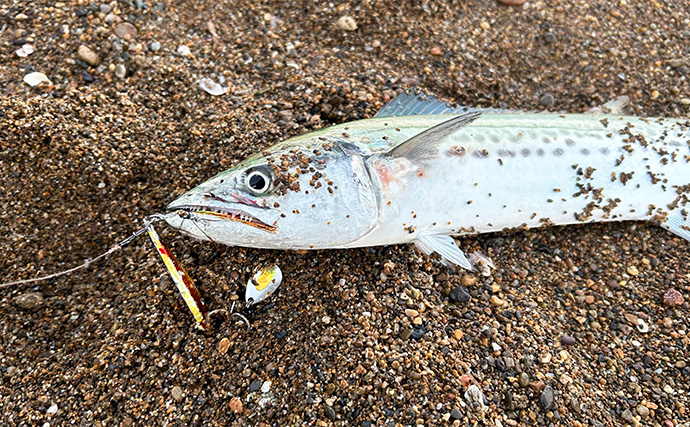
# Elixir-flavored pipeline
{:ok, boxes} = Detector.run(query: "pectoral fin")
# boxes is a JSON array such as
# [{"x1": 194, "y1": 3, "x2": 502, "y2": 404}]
[
  {"x1": 414, "y1": 235, "x2": 473, "y2": 271},
  {"x1": 661, "y1": 210, "x2": 690, "y2": 242},
  {"x1": 385, "y1": 112, "x2": 481, "y2": 163}
]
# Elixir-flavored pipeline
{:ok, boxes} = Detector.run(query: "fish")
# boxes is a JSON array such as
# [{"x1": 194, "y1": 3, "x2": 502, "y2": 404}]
[{"x1": 165, "y1": 90, "x2": 690, "y2": 271}]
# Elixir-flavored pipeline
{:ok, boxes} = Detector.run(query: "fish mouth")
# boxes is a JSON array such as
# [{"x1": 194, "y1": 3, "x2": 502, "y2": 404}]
[{"x1": 170, "y1": 204, "x2": 277, "y2": 233}]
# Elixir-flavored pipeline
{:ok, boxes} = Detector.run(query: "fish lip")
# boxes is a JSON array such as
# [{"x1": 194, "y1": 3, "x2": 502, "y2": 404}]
[{"x1": 168, "y1": 204, "x2": 277, "y2": 233}]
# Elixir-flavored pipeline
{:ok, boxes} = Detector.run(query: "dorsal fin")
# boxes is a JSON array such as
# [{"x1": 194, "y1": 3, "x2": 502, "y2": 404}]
[
  {"x1": 385, "y1": 111, "x2": 481, "y2": 162},
  {"x1": 375, "y1": 89, "x2": 506, "y2": 118}
]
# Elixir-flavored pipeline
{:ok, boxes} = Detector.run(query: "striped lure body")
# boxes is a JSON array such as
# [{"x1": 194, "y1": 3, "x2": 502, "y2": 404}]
[{"x1": 166, "y1": 92, "x2": 690, "y2": 270}]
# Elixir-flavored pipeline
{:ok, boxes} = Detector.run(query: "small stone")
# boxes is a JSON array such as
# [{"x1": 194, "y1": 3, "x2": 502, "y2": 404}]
[
  {"x1": 115, "y1": 64, "x2": 126, "y2": 79},
  {"x1": 530, "y1": 380, "x2": 545, "y2": 393},
  {"x1": 650, "y1": 90, "x2": 660, "y2": 100},
  {"x1": 177, "y1": 45, "x2": 191, "y2": 56},
  {"x1": 544, "y1": 32, "x2": 556, "y2": 43},
  {"x1": 324, "y1": 405, "x2": 336, "y2": 421},
  {"x1": 539, "y1": 93, "x2": 555, "y2": 106},
  {"x1": 249, "y1": 380, "x2": 261, "y2": 392},
  {"x1": 149, "y1": 41, "x2": 161, "y2": 52},
  {"x1": 622, "y1": 409, "x2": 635, "y2": 423},
  {"x1": 450, "y1": 285, "x2": 471, "y2": 303},
  {"x1": 450, "y1": 408, "x2": 462, "y2": 420},
  {"x1": 518, "y1": 372, "x2": 530, "y2": 387},
  {"x1": 627, "y1": 265, "x2": 639, "y2": 276},
  {"x1": 401, "y1": 328, "x2": 413, "y2": 340},
  {"x1": 404, "y1": 309, "x2": 419, "y2": 318},
  {"x1": 46, "y1": 404, "x2": 58, "y2": 415},
  {"x1": 636, "y1": 405, "x2": 649, "y2": 418},
  {"x1": 676, "y1": 360, "x2": 687, "y2": 369},
  {"x1": 81, "y1": 70, "x2": 94, "y2": 83},
  {"x1": 668, "y1": 58, "x2": 684, "y2": 68},
  {"x1": 498, "y1": 0, "x2": 527, "y2": 5},
  {"x1": 229, "y1": 397, "x2": 242, "y2": 414},
  {"x1": 430, "y1": 46, "x2": 442, "y2": 56},
  {"x1": 199, "y1": 78, "x2": 226, "y2": 96},
  {"x1": 218, "y1": 337, "x2": 230, "y2": 354},
  {"x1": 77, "y1": 45, "x2": 101, "y2": 66},
  {"x1": 261, "y1": 381, "x2": 271, "y2": 393},
  {"x1": 560, "y1": 335, "x2": 576, "y2": 346},
  {"x1": 14, "y1": 292, "x2": 44, "y2": 310},
  {"x1": 680, "y1": 98, "x2": 690, "y2": 106},
  {"x1": 100, "y1": 4, "x2": 112, "y2": 14},
  {"x1": 480, "y1": 21, "x2": 491, "y2": 30},
  {"x1": 411, "y1": 324, "x2": 427, "y2": 340},
  {"x1": 540, "y1": 386, "x2": 555, "y2": 410},
  {"x1": 490, "y1": 295, "x2": 504, "y2": 307},
  {"x1": 408, "y1": 371, "x2": 422, "y2": 381},
  {"x1": 454, "y1": 329, "x2": 464, "y2": 340},
  {"x1": 662, "y1": 289, "x2": 684, "y2": 307},
  {"x1": 336, "y1": 16, "x2": 357, "y2": 31},
  {"x1": 170, "y1": 386, "x2": 183, "y2": 402},
  {"x1": 104, "y1": 13, "x2": 119, "y2": 24},
  {"x1": 114, "y1": 22, "x2": 137, "y2": 39}
]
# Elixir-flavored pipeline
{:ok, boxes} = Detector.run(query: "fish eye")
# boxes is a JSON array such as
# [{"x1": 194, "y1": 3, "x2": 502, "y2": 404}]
[{"x1": 246, "y1": 169, "x2": 271, "y2": 193}]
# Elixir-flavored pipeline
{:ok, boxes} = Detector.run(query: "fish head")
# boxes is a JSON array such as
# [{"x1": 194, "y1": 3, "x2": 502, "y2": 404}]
[{"x1": 165, "y1": 139, "x2": 379, "y2": 249}]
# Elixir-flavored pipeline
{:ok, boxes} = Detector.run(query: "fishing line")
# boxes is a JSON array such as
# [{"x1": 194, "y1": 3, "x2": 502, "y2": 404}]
[{"x1": 0, "y1": 213, "x2": 172, "y2": 289}]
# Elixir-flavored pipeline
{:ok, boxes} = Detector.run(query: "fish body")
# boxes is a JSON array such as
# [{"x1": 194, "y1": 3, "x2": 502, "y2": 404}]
[{"x1": 166, "y1": 92, "x2": 690, "y2": 270}]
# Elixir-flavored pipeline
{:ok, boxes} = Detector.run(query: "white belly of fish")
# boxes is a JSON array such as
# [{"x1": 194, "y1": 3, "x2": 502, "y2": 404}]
[{"x1": 352, "y1": 114, "x2": 690, "y2": 248}]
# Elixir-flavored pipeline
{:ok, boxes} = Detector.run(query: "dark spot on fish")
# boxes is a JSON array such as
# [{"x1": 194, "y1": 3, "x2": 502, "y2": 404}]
[
  {"x1": 553, "y1": 148, "x2": 564, "y2": 156},
  {"x1": 537, "y1": 149, "x2": 545, "y2": 156},
  {"x1": 417, "y1": 170, "x2": 425, "y2": 178},
  {"x1": 521, "y1": 149, "x2": 530, "y2": 157},
  {"x1": 542, "y1": 137, "x2": 551, "y2": 144},
  {"x1": 600, "y1": 147, "x2": 609, "y2": 154},
  {"x1": 274, "y1": 202, "x2": 280, "y2": 207},
  {"x1": 581, "y1": 148, "x2": 590, "y2": 155},
  {"x1": 467, "y1": 200, "x2": 473, "y2": 205},
  {"x1": 566, "y1": 139, "x2": 576, "y2": 146}
]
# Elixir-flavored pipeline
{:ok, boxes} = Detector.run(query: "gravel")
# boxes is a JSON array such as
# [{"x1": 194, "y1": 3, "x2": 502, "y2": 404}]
[{"x1": 1, "y1": 0, "x2": 689, "y2": 426}]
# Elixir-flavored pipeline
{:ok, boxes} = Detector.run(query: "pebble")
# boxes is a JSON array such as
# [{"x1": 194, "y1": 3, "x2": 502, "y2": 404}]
[
  {"x1": 450, "y1": 408, "x2": 462, "y2": 420},
  {"x1": 540, "y1": 386, "x2": 555, "y2": 410},
  {"x1": 401, "y1": 328, "x2": 413, "y2": 340},
  {"x1": 490, "y1": 295, "x2": 504, "y2": 307},
  {"x1": 518, "y1": 372, "x2": 530, "y2": 387},
  {"x1": 480, "y1": 21, "x2": 491, "y2": 30},
  {"x1": 627, "y1": 265, "x2": 639, "y2": 276},
  {"x1": 81, "y1": 70, "x2": 94, "y2": 83},
  {"x1": 324, "y1": 405, "x2": 336, "y2": 421},
  {"x1": 336, "y1": 16, "x2": 357, "y2": 31},
  {"x1": 229, "y1": 397, "x2": 242, "y2": 414},
  {"x1": 171, "y1": 386, "x2": 183, "y2": 402},
  {"x1": 261, "y1": 381, "x2": 271, "y2": 393},
  {"x1": 104, "y1": 13, "x2": 119, "y2": 25},
  {"x1": 47, "y1": 404, "x2": 58, "y2": 415},
  {"x1": 177, "y1": 45, "x2": 191, "y2": 56},
  {"x1": 662, "y1": 289, "x2": 684, "y2": 307},
  {"x1": 115, "y1": 64, "x2": 127, "y2": 79},
  {"x1": 560, "y1": 335, "x2": 576, "y2": 346},
  {"x1": 530, "y1": 381, "x2": 546, "y2": 393},
  {"x1": 498, "y1": 0, "x2": 527, "y2": 5},
  {"x1": 114, "y1": 22, "x2": 138, "y2": 39},
  {"x1": 218, "y1": 337, "x2": 230, "y2": 354},
  {"x1": 99, "y1": 4, "x2": 112, "y2": 14},
  {"x1": 149, "y1": 41, "x2": 161, "y2": 52},
  {"x1": 77, "y1": 45, "x2": 101, "y2": 66},
  {"x1": 249, "y1": 380, "x2": 261, "y2": 392},
  {"x1": 404, "y1": 309, "x2": 419, "y2": 318},
  {"x1": 539, "y1": 93, "x2": 555, "y2": 106},
  {"x1": 544, "y1": 32, "x2": 556, "y2": 43},
  {"x1": 622, "y1": 409, "x2": 635, "y2": 423},
  {"x1": 430, "y1": 46, "x2": 442, "y2": 56},
  {"x1": 636, "y1": 405, "x2": 649, "y2": 418},
  {"x1": 14, "y1": 292, "x2": 44, "y2": 310},
  {"x1": 450, "y1": 285, "x2": 471, "y2": 303}
]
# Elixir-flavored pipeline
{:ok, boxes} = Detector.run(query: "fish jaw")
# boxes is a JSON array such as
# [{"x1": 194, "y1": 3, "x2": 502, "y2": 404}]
[{"x1": 165, "y1": 191, "x2": 282, "y2": 244}]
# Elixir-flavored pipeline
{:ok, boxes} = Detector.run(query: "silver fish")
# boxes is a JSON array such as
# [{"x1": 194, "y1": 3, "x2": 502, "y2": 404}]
[{"x1": 166, "y1": 91, "x2": 690, "y2": 270}]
